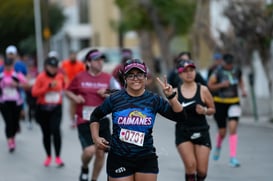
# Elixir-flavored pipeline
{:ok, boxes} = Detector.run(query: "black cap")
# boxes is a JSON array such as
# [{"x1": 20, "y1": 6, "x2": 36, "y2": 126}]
[
  {"x1": 45, "y1": 57, "x2": 59, "y2": 67},
  {"x1": 223, "y1": 54, "x2": 234, "y2": 64}
]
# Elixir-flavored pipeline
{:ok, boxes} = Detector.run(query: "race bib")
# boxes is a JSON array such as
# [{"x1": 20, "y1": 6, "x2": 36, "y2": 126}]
[
  {"x1": 2, "y1": 87, "x2": 18, "y2": 98},
  {"x1": 119, "y1": 128, "x2": 145, "y2": 147},
  {"x1": 45, "y1": 92, "x2": 61, "y2": 103},
  {"x1": 228, "y1": 105, "x2": 241, "y2": 117},
  {"x1": 82, "y1": 106, "x2": 95, "y2": 121}
]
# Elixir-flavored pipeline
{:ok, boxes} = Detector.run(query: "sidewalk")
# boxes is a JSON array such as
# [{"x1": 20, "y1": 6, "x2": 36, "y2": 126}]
[
  {"x1": 206, "y1": 114, "x2": 273, "y2": 129},
  {"x1": 239, "y1": 115, "x2": 273, "y2": 129}
]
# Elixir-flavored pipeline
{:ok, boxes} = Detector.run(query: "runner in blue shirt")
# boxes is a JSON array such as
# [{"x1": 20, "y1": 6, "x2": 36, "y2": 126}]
[{"x1": 90, "y1": 59, "x2": 184, "y2": 181}]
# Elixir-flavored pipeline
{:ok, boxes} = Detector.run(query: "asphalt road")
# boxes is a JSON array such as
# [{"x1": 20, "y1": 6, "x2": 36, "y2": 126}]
[{"x1": 1, "y1": 98, "x2": 273, "y2": 181}]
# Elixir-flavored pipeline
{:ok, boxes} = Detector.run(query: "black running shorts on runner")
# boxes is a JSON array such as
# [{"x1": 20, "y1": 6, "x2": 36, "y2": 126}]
[
  {"x1": 214, "y1": 102, "x2": 240, "y2": 129},
  {"x1": 107, "y1": 152, "x2": 159, "y2": 178},
  {"x1": 175, "y1": 127, "x2": 211, "y2": 149},
  {"x1": 78, "y1": 117, "x2": 111, "y2": 149}
]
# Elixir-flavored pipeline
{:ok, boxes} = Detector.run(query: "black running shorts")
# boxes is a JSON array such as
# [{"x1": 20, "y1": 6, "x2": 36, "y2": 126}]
[
  {"x1": 175, "y1": 127, "x2": 211, "y2": 148},
  {"x1": 214, "y1": 102, "x2": 240, "y2": 129},
  {"x1": 77, "y1": 117, "x2": 111, "y2": 149},
  {"x1": 107, "y1": 152, "x2": 159, "y2": 178}
]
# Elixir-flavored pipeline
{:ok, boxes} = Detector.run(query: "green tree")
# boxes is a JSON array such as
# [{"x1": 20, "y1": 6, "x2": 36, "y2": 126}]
[
  {"x1": 0, "y1": 0, "x2": 65, "y2": 55},
  {"x1": 115, "y1": 0, "x2": 196, "y2": 74}
]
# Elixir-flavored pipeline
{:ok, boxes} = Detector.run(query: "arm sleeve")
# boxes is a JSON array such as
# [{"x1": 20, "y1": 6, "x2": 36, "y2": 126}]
[
  {"x1": 17, "y1": 73, "x2": 27, "y2": 84},
  {"x1": 90, "y1": 96, "x2": 113, "y2": 123},
  {"x1": 90, "y1": 107, "x2": 105, "y2": 123},
  {"x1": 110, "y1": 76, "x2": 121, "y2": 90},
  {"x1": 66, "y1": 75, "x2": 79, "y2": 94},
  {"x1": 155, "y1": 95, "x2": 185, "y2": 122},
  {"x1": 31, "y1": 74, "x2": 49, "y2": 97}
]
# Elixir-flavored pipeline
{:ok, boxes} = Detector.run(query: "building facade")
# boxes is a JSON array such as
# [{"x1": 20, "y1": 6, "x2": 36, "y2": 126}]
[{"x1": 50, "y1": 0, "x2": 138, "y2": 60}]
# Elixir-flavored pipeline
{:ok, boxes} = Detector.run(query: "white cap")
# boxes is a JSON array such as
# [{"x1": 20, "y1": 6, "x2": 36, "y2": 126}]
[
  {"x1": 6, "y1": 45, "x2": 17, "y2": 55},
  {"x1": 48, "y1": 50, "x2": 59, "y2": 58}
]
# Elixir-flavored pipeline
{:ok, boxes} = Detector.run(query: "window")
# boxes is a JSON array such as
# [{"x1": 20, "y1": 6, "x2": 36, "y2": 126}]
[{"x1": 78, "y1": 0, "x2": 89, "y2": 23}]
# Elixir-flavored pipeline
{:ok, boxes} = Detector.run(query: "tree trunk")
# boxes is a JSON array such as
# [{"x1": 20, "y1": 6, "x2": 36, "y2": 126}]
[
  {"x1": 138, "y1": 30, "x2": 160, "y2": 93},
  {"x1": 147, "y1": 5, "x2": 173, "y2": 75},
  {"x1": 156, "y1": 35, "x2": 172, "y2": 75},
  {"x1": 267, "y1": 41, "x2": 273, "y2": 121},
  {"x1": 138, "y1": 30, "x2": 153, "y2": 70},
  {"x1": 191, "y1": 0, "x2": 214, "y2": 66}
]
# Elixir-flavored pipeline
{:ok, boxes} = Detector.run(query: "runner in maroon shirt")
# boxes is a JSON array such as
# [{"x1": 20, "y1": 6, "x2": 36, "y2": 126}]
[{"x1": 65, "y1": 49, "x2": 121, "y2": 181}]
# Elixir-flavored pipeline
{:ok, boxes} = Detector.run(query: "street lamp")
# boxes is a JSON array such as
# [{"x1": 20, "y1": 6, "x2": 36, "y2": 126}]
[{"x1": 34, "y1": 0, "x2": 44, "y2": 72}]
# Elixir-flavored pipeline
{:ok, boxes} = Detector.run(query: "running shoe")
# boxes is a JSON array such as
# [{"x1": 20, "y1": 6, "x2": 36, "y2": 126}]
[
  {"x1": 229, "y1": 157, "x2": 240, "y2": 167},
  {"x1": 70, "y1": 122, "x2": 77, "y2": 129},
  {"x1": 55, "y1": 157, "x2": 64, "y2": 167},
  {"x1": 70, "y1": 115, "x2": 77, "y2": 129},
  {"x1": 8, "y1": 139, "x2": 15, "y2": 153},
  {"x1": 213, "y1": 147, "x2": 221, "y2": 160},
  {"x1": 79, "y1": 167, "x2": 89, "y2": 181},
  {"x1": 44, "y1": 156, "x2": 52, "y2": 167}
]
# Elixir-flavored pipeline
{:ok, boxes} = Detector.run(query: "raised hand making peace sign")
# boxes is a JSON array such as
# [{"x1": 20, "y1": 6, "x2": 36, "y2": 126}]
[
  {"x1": 157, "y1": 75, "x2": 182, "y2": 112},
  {"x1": 156, "y1": 75, "x2": 176, "y2": 99}
]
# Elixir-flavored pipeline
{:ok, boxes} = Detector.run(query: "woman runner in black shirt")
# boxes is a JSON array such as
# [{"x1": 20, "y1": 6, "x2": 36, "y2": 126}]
[
  {"x1": 90, "y1": 59, "x2": 184, "y2": 181},
  {"x1": 175, "y1": 60, "x2": 215, "y2": 181}
]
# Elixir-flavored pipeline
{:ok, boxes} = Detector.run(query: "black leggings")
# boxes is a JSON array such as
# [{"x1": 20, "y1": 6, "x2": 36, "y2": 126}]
[
  {"x1": 35, "y1": 105, "x2": 62, "y2": 157},
  {"x1": 0, "y1": 101, "x2": 22, "y2": 138},
  {"x1": 26, "y1": 90, "x2": 37, "y2": 123}
]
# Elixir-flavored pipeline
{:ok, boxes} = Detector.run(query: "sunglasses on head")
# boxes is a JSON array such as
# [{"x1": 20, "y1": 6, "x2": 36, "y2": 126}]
[{"x1": 124, "y1": 58, "x2": 144, "y2": 65}]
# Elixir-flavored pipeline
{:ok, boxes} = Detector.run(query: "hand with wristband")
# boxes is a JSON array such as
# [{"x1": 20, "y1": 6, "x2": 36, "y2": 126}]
[
  {"x1": 156, "y1": 75, "x2": 176, "y2": 99},
  {"x1": 156, "y1": 75, "x2": 182, "y2": 113}
]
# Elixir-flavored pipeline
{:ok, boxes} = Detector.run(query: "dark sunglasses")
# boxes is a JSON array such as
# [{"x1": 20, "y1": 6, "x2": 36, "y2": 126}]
[{"x1": 126, "y1": 72, "x2": 146, "y2": 80}]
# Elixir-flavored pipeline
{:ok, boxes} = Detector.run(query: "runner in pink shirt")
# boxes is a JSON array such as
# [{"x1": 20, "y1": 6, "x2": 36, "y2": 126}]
[{"x1": 0, "y1": 58, "x2": 28, "y2": 153}]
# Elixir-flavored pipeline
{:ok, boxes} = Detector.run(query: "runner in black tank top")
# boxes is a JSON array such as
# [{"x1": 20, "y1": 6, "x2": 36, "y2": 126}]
[
  {"x1": 175, "y1": 60, "x2": 215, "y2": 181},
  {"x1": 177, "y1": 83, "x2": 208, "y2": 129}
]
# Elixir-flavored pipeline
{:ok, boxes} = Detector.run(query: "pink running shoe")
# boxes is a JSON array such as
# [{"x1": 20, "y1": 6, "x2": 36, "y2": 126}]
[
  {"x1": 8, "y1": 139, "x2": 15, "y2": 153},
  {"x1": 55, "y1": 157, "x2": 64, "y2": 167},
  {"x1": 44, "y1": 156, "x2": 52, "y2": 167}
]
